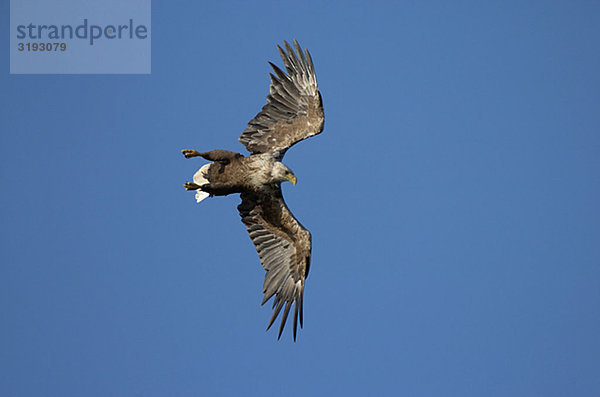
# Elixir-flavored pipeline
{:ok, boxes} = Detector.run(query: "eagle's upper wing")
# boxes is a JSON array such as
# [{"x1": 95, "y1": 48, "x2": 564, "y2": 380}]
[
  {"x1": 238, "y1": 190, "x2": 311, "y2": 340},
  {"x1": 238, "y1": 40, "x2": 324, "y2": 157}
]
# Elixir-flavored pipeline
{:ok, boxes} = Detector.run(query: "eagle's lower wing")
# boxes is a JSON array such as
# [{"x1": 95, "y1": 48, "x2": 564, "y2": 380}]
[
  {"x1": 238, "y1": 40, "x2": 324, "y2": 157},
  {"x1": 238, "y1": 190, "x2": 311, "y2": 340}
]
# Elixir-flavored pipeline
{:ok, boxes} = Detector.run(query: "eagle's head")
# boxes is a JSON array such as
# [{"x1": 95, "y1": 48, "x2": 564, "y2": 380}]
[{"x1": 272, "y1": 162, "x2": 297, "y2": 185}]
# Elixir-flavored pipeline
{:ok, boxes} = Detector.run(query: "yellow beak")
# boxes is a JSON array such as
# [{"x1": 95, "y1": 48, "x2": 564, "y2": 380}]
[{"x1": 287, "y1": 174, "x2": 297, "y2": 185}]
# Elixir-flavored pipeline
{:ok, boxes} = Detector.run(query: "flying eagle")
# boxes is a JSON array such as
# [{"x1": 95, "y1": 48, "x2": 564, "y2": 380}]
[{"x1": 182, "y1": 40, "x2": 324, "y2": 340}]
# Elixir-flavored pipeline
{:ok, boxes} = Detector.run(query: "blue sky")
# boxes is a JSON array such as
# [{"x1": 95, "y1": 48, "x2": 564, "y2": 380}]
[{"x1": 2, "y1": 1, "x2": 599, "y2": 396}]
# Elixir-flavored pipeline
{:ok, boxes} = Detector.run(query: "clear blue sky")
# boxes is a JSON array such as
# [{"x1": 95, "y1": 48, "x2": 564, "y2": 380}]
[{"x1": 2, "y1": 1, "x2": 599, "y2": 396}]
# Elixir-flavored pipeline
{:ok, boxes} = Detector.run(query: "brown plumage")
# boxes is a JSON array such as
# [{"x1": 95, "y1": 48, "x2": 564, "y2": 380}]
[{"x1": 182, "y1": 40, "x2": 324, "y2": 340}]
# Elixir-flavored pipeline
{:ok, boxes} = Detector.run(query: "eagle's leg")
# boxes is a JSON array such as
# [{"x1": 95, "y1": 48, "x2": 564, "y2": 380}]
[
  {"x1": 181, "y1": 149, "x2": 202, "y2": 159},
  {"x1": 184, "y1": 182, "x2": 216, "y2": 192},
  {"x1": 182, "y1": 149, "x2": 242, "y2": 162}
]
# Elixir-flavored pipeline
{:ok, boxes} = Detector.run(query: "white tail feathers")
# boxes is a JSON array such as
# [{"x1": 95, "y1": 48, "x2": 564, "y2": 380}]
[
  {"x1": 193, "y1": 163, "x2": 211, "y2": 185},
  {"x1": 195, "y1": 190, "x2": 209, "y2": 203},
  {"x1": 192, "y1": 163, "x2": 211, "y2": 204}
]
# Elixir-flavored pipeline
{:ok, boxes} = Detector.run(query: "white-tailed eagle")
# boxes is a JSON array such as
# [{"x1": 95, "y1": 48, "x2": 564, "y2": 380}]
[{"x1": 182, "y1": 40, "x2": 324, "y2": 340}]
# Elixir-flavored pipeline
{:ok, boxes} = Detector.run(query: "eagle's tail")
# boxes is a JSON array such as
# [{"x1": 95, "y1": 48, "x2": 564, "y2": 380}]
[{"x1": 192, "y1": 163, "x2": 212, "y2": 203}]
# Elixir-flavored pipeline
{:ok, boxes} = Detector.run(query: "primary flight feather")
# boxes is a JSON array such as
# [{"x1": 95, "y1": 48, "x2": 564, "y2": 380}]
[{"x1": 182, "y1": 40, "x2": 324, "y2": 341}]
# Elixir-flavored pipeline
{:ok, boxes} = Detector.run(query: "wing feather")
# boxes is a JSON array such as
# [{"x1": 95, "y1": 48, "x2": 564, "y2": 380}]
[
  {"x1": 239, "y1": 40, "x2": 324, "y2": 157},
  {"x1": 238, "y1": 190, "x2": 311, "y2": 341}
]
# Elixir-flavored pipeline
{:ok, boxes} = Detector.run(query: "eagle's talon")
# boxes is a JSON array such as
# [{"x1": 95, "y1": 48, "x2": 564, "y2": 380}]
[
  {"x1": 182, "y1": 149, "x2": 201, "y2": 159},
  {"x1": 184, "y1": 182, "x2": 200, "y2": 190}
]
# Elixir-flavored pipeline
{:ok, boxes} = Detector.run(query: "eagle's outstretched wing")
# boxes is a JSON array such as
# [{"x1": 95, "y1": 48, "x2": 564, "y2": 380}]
[
  {"x1": 238, "y1": 190, "x2": 311, "y2": 340},
  {"x1": 239, "y1": 40, "x2": 324, "y2": 157}
]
